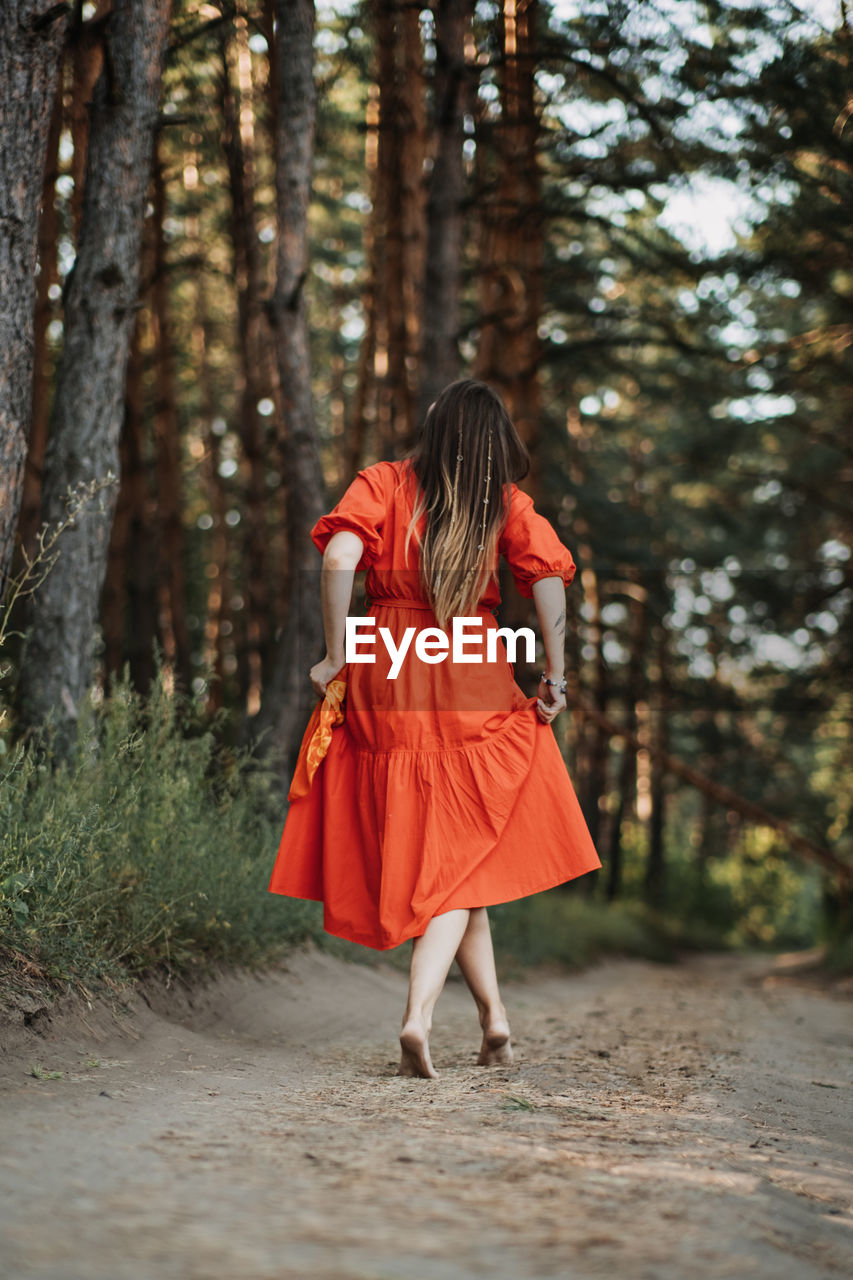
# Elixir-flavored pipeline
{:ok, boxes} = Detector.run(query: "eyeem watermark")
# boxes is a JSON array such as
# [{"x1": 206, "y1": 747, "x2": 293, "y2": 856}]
[{"x1": 345, "y1": 616, "x2": 535, "y2": 679}]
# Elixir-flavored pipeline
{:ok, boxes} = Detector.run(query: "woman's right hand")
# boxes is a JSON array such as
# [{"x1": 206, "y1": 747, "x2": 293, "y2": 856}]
[{"x1": 310, "y1": 654, "x2": 345, "y2": 699}]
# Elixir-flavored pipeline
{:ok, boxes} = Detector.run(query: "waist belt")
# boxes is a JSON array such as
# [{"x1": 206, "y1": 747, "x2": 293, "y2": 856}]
[{"x1": 368, "y1": 598, "x2": 496, "y2": 614}]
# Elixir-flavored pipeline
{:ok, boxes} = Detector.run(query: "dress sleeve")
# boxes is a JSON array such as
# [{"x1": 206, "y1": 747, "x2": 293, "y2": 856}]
[
  {"x1": 311, "y1": 463, "x2": 389, "y2": 570},
  {"x1": 499, "y1": 486, "x2": 577, "y2": 598}
]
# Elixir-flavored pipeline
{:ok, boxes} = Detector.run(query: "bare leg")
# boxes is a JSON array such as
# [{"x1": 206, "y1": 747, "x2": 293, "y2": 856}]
[
  {"x1": 399, "y1": 908, "x2": 471, "y2": 1079},
  {"x1": 454, "y1": 907, "x2": 513, "y2": 1066}
]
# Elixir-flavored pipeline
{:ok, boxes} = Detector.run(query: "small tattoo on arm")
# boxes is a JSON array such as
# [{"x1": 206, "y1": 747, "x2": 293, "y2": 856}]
[{"x1": 554, "y1": 610, "x2": 566, "y2": 633}]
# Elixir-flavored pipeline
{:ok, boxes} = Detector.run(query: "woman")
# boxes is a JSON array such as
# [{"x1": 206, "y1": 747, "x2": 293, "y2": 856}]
[{"x1": 268, "y1": 379, "x2": 600, "y2": 1078}]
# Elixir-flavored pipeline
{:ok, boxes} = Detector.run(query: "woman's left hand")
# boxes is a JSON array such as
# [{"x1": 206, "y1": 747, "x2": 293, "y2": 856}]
[
  {"x1": 310, "y1": 654, "x2": 345, "y2": 699},
  {"x1": 535, "y1": 677, "x2": 566, "y2": 724}
]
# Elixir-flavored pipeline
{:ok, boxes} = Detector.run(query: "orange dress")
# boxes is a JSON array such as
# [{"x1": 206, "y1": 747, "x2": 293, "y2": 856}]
[{"x1": 268, "y1": 460, "x2": 601, "y2": 949}]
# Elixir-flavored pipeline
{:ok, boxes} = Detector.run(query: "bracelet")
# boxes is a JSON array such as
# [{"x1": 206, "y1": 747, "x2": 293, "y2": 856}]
[{"x1": 539, "y1": 673, "x2": 567, "y2": 694}]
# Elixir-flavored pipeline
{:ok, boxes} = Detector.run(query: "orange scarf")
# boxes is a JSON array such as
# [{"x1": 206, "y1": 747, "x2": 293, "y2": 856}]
[{"x1": 287, "y1": 673, "x2": 347, "y2": 800}]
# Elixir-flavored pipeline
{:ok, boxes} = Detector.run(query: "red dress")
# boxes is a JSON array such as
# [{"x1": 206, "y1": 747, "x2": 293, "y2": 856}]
[{"x1": 268, "y1": 460, "x2": 601, "y2": 949}]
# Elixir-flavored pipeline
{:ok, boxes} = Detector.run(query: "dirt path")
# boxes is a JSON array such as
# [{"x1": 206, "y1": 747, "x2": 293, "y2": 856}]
[{"x1": 1, "y1": 950, "x2": 851, "y2": 1280}]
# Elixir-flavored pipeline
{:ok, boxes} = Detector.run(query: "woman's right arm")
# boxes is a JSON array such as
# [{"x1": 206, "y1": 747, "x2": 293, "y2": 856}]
[{"x1": 309, "y1": 530, "x2": 364, "y2": 696}]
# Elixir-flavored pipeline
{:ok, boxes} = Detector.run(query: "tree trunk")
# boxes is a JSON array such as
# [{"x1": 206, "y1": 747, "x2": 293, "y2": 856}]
[
  {"x1": 22, "y1": 1, "x2": 109, "y2": 564},
  {"x1": 251, "y1": 0, "x2": 326, "y2": 767},
  {"x1": 644, "y1": 626, "x2": 670, "y2": 906},
  {"x1": 605, "y1": 581, "x2": 648, "y2": 900},
  {"x1": 68, "y1": 0, "x2": 108, "y2": 241},
  {"x1": 579, "y1": 562, "x2": 608, "y2": 852},
  {"x1": 150, "y1": 139, "x2": 191, "y2": 691},
  {"x1": 18, "y1": 63, "x2": 63, "y2": 558},
  {"x1": 102, "y1": 314, "x2": 160, "y2": 690},
  {"x1": 18, "y1": 0, "x2": 172, "y2": 744},
  {"x1": 417, "y1": 0, "x2": 473, "y2": 423},
  {"x1": 219, "y1": 17, "x2": 275, "y2": 713},
  {"x1": 191, "y1": 271, "x2": 231, "y2": 715},
  {"x1": 371, "y1": 0, "x2": 426, "y2": 457},
  {"x1": 200, "y1": 424, "x2": 232, "y2": 716},
  {"x1": 474, "y1": 0, "x2": 542, "y2": 454},
  {"x1": 346, "y1": 81, "x2": 380, "y2": 483},
  {"x1": 0, "y1": 0, "x2": 68, "y2": 597}
]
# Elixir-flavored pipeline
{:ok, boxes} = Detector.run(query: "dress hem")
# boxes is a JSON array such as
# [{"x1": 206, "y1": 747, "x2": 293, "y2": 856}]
[{"x1": 267, "y1": 856, "x2": 601, "y2": 952}]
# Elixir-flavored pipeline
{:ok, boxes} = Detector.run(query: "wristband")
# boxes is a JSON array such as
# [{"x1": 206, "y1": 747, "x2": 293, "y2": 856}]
[{"x1": 539, "y1": 673, "x2": 567, "y2": 694}]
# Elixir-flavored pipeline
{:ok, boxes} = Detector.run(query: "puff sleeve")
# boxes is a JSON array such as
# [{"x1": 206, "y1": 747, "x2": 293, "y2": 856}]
[
  {"x1": 311, "y1": 463, "x2": 391, "y2": 571},
  {"x1": 499, "y1": 486, "x2": 576, "y2": 598}
]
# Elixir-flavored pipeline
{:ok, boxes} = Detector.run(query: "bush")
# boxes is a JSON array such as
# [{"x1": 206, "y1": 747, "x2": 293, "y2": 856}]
[
  {"x1": 824, "y1": 930, "x2": 853, "y2": 976},
  {"x1": 595, "y1": 816, "x2": 824, "y2": 953},
  {"x1": 489, "y1": 890, "x2": 681, "y2": 972},
  {"x1": 0, "y1": 670, "x2": 323, "y2": 1003}
]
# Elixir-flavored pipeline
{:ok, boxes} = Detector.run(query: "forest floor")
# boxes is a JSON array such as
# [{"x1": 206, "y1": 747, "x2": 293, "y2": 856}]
[{"x1": 0, "y1": 948, "x2": 851, "y2": 1280}]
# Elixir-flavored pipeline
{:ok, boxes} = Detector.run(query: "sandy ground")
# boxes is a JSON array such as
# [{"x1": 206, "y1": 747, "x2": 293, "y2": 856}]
[{"x1": 0, "y1": 948, "x2": 851, "y2": 1280}]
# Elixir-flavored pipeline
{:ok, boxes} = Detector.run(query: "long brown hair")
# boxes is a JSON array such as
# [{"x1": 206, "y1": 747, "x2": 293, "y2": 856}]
[{"x1": 404, "y1": 379, "x2": 530, "y2": 626}]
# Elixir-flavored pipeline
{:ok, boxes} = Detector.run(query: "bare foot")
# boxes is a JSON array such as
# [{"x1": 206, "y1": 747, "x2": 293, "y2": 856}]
[
  {"x1": 477, "y1": 1011, "x2": 513, "y2": 1067},
  {"x1": 399, "y1": 1017, "x2": 437, "y2": 1079}
]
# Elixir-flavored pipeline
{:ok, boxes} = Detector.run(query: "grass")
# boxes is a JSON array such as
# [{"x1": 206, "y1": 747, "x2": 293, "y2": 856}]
[
  {"x1": 502, "y1": 1094, "x2": 536, "y2": 1111},
  {"x1": 0, "y1": 669, "x2": 325, "y2": 1011},
  {"x1": 29, "y1": 1065, "x2": 64, "y2": 1080},
  {"x1": 489, "y1": 891, "x2": 699, "y2": 974}
]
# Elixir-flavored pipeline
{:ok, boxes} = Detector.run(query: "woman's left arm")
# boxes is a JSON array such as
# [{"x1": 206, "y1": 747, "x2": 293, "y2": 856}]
[
  {"x1": 531, "y1": 575, "x2": 567, "y2": 724},
  {"x1": 310, "y1": 530, "x2": 364, "y2": 696}
]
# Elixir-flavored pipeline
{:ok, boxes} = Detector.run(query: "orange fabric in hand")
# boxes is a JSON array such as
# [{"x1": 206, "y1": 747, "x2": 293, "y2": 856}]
[{"x1": 287, "y1": 675, "x2": 347, "y2": 800}]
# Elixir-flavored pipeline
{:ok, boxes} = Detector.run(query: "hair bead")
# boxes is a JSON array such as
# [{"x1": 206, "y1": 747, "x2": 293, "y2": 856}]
[
  {"x1": 450, "y1": 417, "x2": 464, "y2": 526},
  {"x1": 476, "y1": 428, "x2": 493, "y2": 562}
]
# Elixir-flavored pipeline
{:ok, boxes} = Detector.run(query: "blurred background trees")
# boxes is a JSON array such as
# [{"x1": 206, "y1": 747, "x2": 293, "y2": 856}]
[{"x1": 1, "y1": 0, "x2": 850, "y2": 954}]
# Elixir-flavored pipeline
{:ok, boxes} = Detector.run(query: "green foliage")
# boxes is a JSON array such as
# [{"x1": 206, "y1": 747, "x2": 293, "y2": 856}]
[
  {"x1": 490, "y1": 890, "x2": 679, "y2": 971},
  {"x1": 824, "y1": 932, "x2": 853, "y2": 977},
  {"x1": 697, "y1": 829, "x2": 823, "y2": 949},
  {"x1": 502, "y1": 1095, "x2": 536, "y2": 1112},
  {"x1": 29, "y1": 1064, "x2": 63, "y2": 1080},
  {"x1": 610, "y1": 813, "x2": 822, "y2": 950},
  {"x1": 0, "y1": 670, "x2": 323, "y2": 1002}
]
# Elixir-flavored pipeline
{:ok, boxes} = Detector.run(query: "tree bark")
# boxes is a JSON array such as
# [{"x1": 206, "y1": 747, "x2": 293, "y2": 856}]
[
  {"x1": 251, "y1": 0, "x2": 326, "y2": 767},
  {"x1": 18, "y1": 63, "x2": 62, "y2": 558},
  {"x1": 346, "y1": 81, "x2": 380, "y2": 483},
  {"x1": 474, "y1": 0, "x2": 542, "y2": 454},
  {"x1": 371, "y1": 0, "x2": 426, "y2": 457},
  {"x1": 68, "y1": 0, "x2": 108, "y2": 241},
  {"x1": 0, "y1": 0, "x2": 68, "y2": 597},
  {"x1": 417, "y1": 0, "x2": 473, "y2": 423},
  {"x1": 578, "y1": 563, "x2": 608, "y2": 852},
  {"x1": 101, "y1": 315, "x2": 160, "y2": 691},
  {"x1": 190, "y1": 270, "x2": 231, "y2": 715},
  {"x1": 219, "y1": 17, "x2": 275, "y2": 711},
  {"x1": 605, "y1": 581, "x2": 648, "y2": 900},
  {"x1": 644, "y1": 626, "x2": 670, "y2": 906},
  {"x1": 150, "y1": 139, "x2": 191, "y2": 691},
  {"x1": 18, "y1": 0, "x2": 172, "y2": 743}
]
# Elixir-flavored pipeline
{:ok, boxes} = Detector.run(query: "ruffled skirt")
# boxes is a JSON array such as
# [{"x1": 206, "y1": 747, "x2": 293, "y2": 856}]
[{"x1": 268, "y1": 603, "x2": 601, "y2": 949}]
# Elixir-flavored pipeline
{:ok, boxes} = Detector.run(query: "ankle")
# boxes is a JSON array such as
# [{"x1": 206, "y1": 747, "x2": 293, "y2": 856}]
[
  {"x1": 480, "y1": 1000, "x2": 508, "y2": 1029},
  {"x1": 402, "y1": 1007, "x2": 432, "y2": 1034}
]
